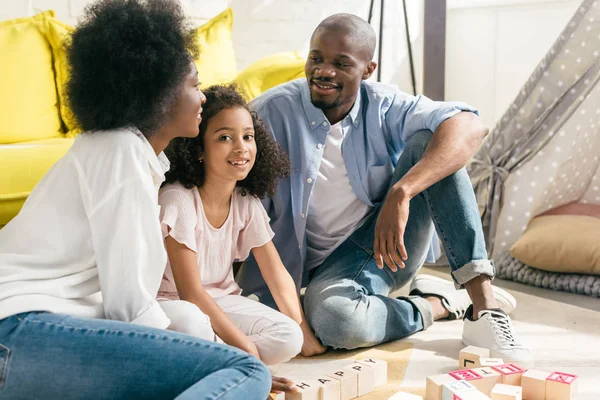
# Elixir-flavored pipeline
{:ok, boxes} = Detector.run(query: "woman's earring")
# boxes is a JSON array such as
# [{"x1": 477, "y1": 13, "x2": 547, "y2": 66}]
[{"x1": 199, "y1": 159, "x2": 203, "y2": 163}]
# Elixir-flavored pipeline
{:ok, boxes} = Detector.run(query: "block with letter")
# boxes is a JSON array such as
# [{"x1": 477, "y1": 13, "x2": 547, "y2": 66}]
[
  {"x1": 490, "y1": 384, "x2": 522, "y2": 400},
  {"x1": 315, "y1": 375, "x2": 341, "y2": 400},
  {"x1": 459, "y1": 346, "x2": 490, "y2": 368},
  {"x1": 490, "y1": 364, "x2": 526, "y2": 386},
  {"x1": 471, "y1": 367, "x2": 503, "y2": 396},
  {"x1": 546, "y1": 371, "x2": 578, "y2": 400},
  {"x1": 426, "y1": 374, "x2": 457, "y2": 400},
  {"x1": 357, "y1": 357, "x2": 388, "y2": 387},
  {"x1": 344, "y1": 362, "x2": 375, "y2": 395},
  {"x1": 454, "y1": 391, "x2": 492, "y2": 400},
  {"x1": 388, "y1": 391, "x2": 424, "y2": 400},
  {"x1": 479, "y1": 358, "x2": 504, "y2": 367},
  {"x1": 326, "y1": 367, "x2": 359, "y2": 400},
  {"x1": 520, "y1": 369, "x2": 550, "y2": 400},
  {"x1": 286, "y1": 380, "x2": 320, "y2": 400},
  {"x1": 441, "y1": 380, "x2": 477, "y2": 400}
]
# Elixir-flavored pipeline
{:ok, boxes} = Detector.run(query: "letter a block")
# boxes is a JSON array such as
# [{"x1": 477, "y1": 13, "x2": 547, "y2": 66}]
[
  {"x1": 327, "y1": 368, "x2": 359, "y2": 400},
  {"x1": 520, "y1": 370, "x2": 550, "y2": 400},
  {"x1": 490, "y1": 384, "x2": 522, "y2": 400},
  {"x1": 315, "y1": 376, "x2": 341, "y2": 400},
  {"x1": 490, "y1": 364, "x2": 526, "y2": 386},
  {"x1": 286, "y1": 380, "x2": 320, "y2": 400},
  {"x1": 459, "y1": 346, "x2": 490, "y2": 369},
  {"x1": 442, "y1": 380, "x2": 477, "y2": 400},
  {"x1": 426, "y1": 374, "x2": 457, "y2": 400},
  {"x1": 344, "y1": 363, "x2": 375, "y2": 395},
  {"x1": 546, "y1": 372, "x2": 578, "y2": 400},
  {"x1": 357, "y1": 357, "x2": 388, "y2": 387},
  {"x1": 471, "y1": 367, "x2": 502, "y2": 396}
]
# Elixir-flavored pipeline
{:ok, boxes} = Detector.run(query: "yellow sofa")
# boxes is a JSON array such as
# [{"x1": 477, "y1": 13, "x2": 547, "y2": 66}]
[{"x1": 0, "y1": 9, "x2": 305, "y2": 227}]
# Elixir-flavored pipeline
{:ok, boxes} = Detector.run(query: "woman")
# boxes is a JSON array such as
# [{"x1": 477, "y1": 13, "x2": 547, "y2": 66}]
[{"x1": 0, "y1": 1, "x2": 271, "y2": 399}]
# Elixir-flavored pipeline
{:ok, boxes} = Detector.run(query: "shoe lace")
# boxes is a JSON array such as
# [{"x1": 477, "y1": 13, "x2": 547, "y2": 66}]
[{"x1": 485, "y1": 310, "x2": 522, "y2": 349}]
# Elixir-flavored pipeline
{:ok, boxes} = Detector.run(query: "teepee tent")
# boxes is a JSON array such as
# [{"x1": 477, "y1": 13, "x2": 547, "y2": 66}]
[{"x1": 468, "y1": 0, "x2": 600, "y2": 297}]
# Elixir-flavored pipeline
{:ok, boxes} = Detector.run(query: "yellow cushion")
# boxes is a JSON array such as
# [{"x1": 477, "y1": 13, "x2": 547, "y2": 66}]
[
  {"x1": 509, "y1": 215, "x2": 600, "y2": 275},
  {"x1": 0, "y1": 11, "x2": 63, "y2": 144},
  {"x1": 193, "y1": 8, "x2": 237, "y2": 87},
  {"x1": 45, "y1": 16, "x2": 80, "y2": 137},
  {"x1": 235, "y1": 51, "x2": 305, "y2": 100},
  {"x1": 0, "y1": 137, "x2": 74, "y2": 225}
]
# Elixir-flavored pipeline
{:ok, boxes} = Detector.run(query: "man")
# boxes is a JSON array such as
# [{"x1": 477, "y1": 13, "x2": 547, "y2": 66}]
[{"x1": 237, "y1": 13, "x2": 531, "y2": 365}]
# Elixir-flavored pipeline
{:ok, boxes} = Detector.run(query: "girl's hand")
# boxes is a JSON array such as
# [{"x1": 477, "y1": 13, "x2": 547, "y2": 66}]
[
  {"x1": 271, "y1": 376, "x2": 297, "y2": 394},
  {"x1": 299, "y1": 323, "x2": 327, "y2": 357}
]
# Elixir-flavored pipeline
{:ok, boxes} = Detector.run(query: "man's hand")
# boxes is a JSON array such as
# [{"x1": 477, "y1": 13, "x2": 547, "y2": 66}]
[
  {"x1": 271, "y1": 376, "x2": 297, "y2": 394},
  {"x1": 299, "y1": 323, "x2": 327, "y2": 357},
  {"x1": 373, "y1": 189, "x2": 410, "y2": 272}
]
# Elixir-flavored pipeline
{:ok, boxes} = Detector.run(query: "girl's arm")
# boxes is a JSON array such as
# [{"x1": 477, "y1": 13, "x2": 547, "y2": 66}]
[
  {"x1": 165, "y1": 235, "x2": 260, "y2": 359},
  {"x1": 252, "y1": 241, "x2": 327, "y2": 357}
]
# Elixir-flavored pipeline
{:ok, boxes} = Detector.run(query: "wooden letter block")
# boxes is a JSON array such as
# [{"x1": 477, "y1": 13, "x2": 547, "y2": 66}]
[
  {"x1": 441, "y1": 380, "x2": 477, "y2": 400},
  {"x1": 286, "y1": 380, "x2": 320, "y2": 400},
  {"x1": 459, "y1": 346, "x2": 490, "y2": 369},
  {"x1": 327, "y1": 368, "x2": 359, "y2": 400},
  {"x1": 479, "y1": 358, "x2": 504, "y2": 367},
  {"x1": 454, "y1": 391, "x2": 492, "y2": 400},
  {"x1": 344, "y1": 363, "x2": 375, "y2": 395},
  {"x1": 426, "y1": 374, "x2": 457, "y2": 400},
  {"x1": 545, "y1": 371, "x2": 578, "y2": 400},
  {"x1": 357, "y1": 357, "x2": 388, "y2": 387},
  {"x1": 315, "y1": 375, "x2": 341, "y2": 400},
  {"x1": 520, "y1": 369, "x2": 550, "y2": 400},
  {"x1": 490, "y1": 384, "x2": 522, "y2": 400},
  {"x1": 449, "y1": 369, "x2": 482, "y2": 381},
  {"x1": 471, "y1": 367, "x2": 503, "y2": 396},
  {"x1": 490, "y1": 364, "x2": 526, "y2": 386},
  {"x1": 388, "y1": 391, "x2": 424, "y2": 400}
]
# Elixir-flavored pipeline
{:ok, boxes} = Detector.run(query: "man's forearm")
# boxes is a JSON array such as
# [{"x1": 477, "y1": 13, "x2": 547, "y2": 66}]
[{"x1": 392, "y1": 112, "x2": 487, "y2": 200}]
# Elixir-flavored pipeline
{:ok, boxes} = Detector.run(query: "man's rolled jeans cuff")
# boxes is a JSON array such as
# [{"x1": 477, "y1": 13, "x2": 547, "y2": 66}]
[
  {"x1": 451, "y1": 259, "x2": 496, "y2": 289},
  {"x1": 400, "y1": 295, "x2": 434, "y2": 330}
]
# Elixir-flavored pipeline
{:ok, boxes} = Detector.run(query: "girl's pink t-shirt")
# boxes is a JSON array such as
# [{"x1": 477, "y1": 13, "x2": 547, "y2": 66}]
[{"x1": 157, "y1": 182, "x2": 274, "y2": 299}]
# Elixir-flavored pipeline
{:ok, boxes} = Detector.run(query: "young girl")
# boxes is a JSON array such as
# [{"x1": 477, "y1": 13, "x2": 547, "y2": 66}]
[
  {"x1": 0, "y1": 1, "x2": 270, "y2": 399},
  {"x1": 158, "y1": 84, "x2": 326, "y2": 366}
]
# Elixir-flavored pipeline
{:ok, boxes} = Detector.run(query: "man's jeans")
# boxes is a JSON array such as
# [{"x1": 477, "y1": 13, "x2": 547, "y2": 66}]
[
  {"x1": 0, "y1": 312, "x2": 271, "y2": 400},
  {"x1": 304, "y1": 130, "x2": 493, "y2": 350}
]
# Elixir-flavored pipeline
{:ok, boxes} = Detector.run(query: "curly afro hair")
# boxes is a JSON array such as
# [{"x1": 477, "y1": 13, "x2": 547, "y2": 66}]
[
  {"x1": 165, "y1": 84, "x2": 290, "y2": 199},
  {"x1": 66, "y1": 0, "x2": 199, "y2": 136}
]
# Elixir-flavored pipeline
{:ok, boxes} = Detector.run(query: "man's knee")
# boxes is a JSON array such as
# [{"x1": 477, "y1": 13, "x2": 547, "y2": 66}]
[{"x1": 304, "y1": 288, "x2": 374, "y2": 350}]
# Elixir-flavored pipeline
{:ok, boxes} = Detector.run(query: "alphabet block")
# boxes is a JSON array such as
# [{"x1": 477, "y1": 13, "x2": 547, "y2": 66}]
[
  {"x1": 357, "y1": 357, "x2": 388, "y2": 387},
  {"x1": 490, "y1": 384, "x2": 522, "y2": 400},
  {"x1": 546, "y1": 371, "x2": 578, "y2": 400},
  {"x1": 326, "y1": 367, "x2": 359, "y2": 400},
  {"x1": 454, "y1": 391, "x2": 492, "y2": 400},
  {"x1": 315, "y1": 375, "x2": 341, "y2": 400},
  {"x1": 388, "y1": 391, "x2": 424, "y2": 399},
  {"x1": 520, "y1": 369, "x2": 550, "y2": 400},
  {"x1": 449, "y1": 369, "x2": 482, "y2": 381},
  {"x1": 459, "y1": 346, "x2": 490, "y2": 368},
  {"x1": 479, "y1": 358, "x2": 504, "y2": 367},
  {"x1": 344, "y1": 362, "x2": 375, "y2": 395},
  {"x1": 470, "y1": 367, "x2": 503, "y2": 396},
  {"x1": 441, "y1": 380, "x2": 477, "y2": 400},
  {"x1": 490, "y1": 364, "x2": 526, "y2": 386},
  {"x1": 286, "y1": 380, "x2": 320, "y2": 400},
  {"x1": 426, "y1": 374, "x2": 457, "y2": 400}
]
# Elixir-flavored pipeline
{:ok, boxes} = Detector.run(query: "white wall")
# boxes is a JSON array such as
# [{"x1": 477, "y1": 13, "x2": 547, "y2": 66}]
[
  {"x1": 0, "y1": 0, "x2": 424, "y2": 95},
  {"x1": 446, "y1": 0, "x2": 582, "y2": 129}
]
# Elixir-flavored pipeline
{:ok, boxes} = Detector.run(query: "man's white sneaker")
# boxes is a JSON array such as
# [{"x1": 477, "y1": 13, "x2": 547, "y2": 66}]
[
  {"x1": 410, "y1": 274, "x2": 517, "y2": 315},
  {"x1": 462, "y1": 305, "x2": 533, "y2": 368}
]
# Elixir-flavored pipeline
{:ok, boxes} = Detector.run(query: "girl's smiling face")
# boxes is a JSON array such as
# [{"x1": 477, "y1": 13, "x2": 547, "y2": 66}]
[{"x1": 201, "y1": 107, "x2": 257, "y2": 184}]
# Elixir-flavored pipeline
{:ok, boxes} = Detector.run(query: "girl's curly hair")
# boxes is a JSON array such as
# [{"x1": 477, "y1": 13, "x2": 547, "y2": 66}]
[
  {"x1": 66, "y1": 0, "x2": 198, "y2": 136},
  {"x1": 164, "y1": 84, "x2": 290, "y2": 199}
]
